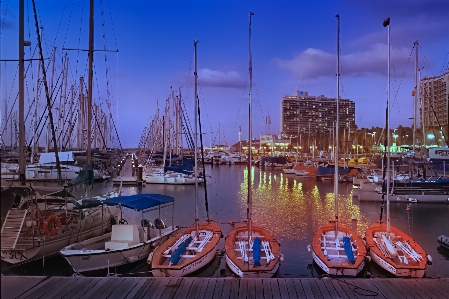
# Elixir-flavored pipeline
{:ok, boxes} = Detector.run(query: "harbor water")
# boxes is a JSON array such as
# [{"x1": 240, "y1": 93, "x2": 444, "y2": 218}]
[{"x1": 2, "y1": 164, "x2": 449, "y2": 278}]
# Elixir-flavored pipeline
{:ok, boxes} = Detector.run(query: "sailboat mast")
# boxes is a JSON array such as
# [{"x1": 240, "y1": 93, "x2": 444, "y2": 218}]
[
  {"x1": 383, "y1": 17, "x2": 391, "y2": 235},
  {"x1": 248, "y1": 12, "x2": 254, "y2": 244},
  {"x1": 18, "y1": 0, "x2": 25, "y2": 185},
  {"x1": 194, "y1": 40, "x2": 199, "y2": 235},
  {"x1": 334, "y1": 14, "x2": 340, "y2": 235},
  {"x1": 413, "y1": 41, "x2": 419, "y2": 148},
  {"x1": 87, "y1": 0, "x2": 94, "y2": 166}
]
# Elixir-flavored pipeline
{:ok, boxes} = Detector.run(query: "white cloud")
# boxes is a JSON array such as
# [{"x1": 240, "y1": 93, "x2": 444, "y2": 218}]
[
  {"x1": 275, "y1": 44, "x2": 412, "y2": 79},
  {"x1": 198, "y1": 68, "x2": 245, "y2": 88}
]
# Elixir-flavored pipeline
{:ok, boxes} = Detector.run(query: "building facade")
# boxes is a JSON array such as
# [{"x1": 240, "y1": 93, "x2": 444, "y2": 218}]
[
  {"x1": 420, "y1": 70, "x2": 449, "y2": 144},
  {"x1": 280, "y1": 91, "x2": 356, "y2": 137}
]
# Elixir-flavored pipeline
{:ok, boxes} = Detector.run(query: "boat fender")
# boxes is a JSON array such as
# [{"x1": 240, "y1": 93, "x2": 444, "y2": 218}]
[
  {"x1": 119, "y1": 219, "x2": 128, "y2": 225},
  {"x1": 43, "y1": 214, "x2": 61, "y2": 237},
  {"x1": 147, "y1": 246, "x2": 158, "y2": 264},
  {"x1": 427, "y1": 255, "x2": 433, "y2": 265},
  {"x1": 127, "y1": 256, "x2": 139, "y2": 263},
  {"x1": 280, "y1": 254, "x2": 285, "y2": 262},
  {"x1": 365, "y1": 255, "x2": 372, "y2": 263}
]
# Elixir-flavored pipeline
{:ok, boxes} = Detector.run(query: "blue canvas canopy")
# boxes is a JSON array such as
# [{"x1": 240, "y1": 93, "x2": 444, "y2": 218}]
[{"x1": 74, "y1": 193, "x2": 175, "y2": 211}]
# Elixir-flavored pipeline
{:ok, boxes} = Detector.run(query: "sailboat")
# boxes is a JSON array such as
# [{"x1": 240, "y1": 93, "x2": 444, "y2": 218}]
[
  {"x1": 224, "y1": 12, "x2": 282, "y2": 278},
  {"x1": 149, "y1": 40, "x2": 221, "y2": 277},
  {"x1": 364, "y1": 18, "x2": 430, "y2": 278},
  {"x1": 310, "y1": 14, "x2": 367, "y2": 277}
]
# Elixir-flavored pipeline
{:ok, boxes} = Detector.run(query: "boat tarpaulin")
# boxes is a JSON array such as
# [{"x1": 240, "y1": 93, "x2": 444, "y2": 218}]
[
  {"x1": 74, "y1": 193, "x2": 175, "y2": 211},
  {"x1": 68, "y1": 164, "x2": 95, "y2": 186}
]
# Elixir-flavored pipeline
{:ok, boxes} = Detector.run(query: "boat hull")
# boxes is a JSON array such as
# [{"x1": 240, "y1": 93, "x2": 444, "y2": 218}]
[
  {"x1": 224, "y1": 223, "x2": 281, "y2": 278},
  {"x1": 311, "y1": 223, "x2": 366, "y2": 277},
  {"x1": 150, "y1": 221, "x2": 221, "y2": 277},
  {"x1": 365, "y1": 222, "x2": 427, "y2": 278}
]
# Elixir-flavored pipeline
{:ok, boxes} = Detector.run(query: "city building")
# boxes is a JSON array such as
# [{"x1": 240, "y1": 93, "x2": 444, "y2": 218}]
[
  {"x1": 280, "y1": 91, "x2": 356, "y2": 137},
  {"x1": 420, "y1": 69, "x2": 449, "y2": 146}
]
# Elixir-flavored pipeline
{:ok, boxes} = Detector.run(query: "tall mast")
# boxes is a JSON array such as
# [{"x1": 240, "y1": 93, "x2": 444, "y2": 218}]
[
  {"x1": 383, "y1": 17, "x2": 391, "y2": 235},
  {"x1": 247, "y1": 12, "x2": 254, "y2": 245},
  {"x1": 18, "y1": 0, "x2": 25, "y2": 184},
  {"x1": 87, "y1": 0, "x2": 94, "y2": 166},
  {"x1": 334, "y1": 14, "x2": 340, "y2": 236},
  {"x1": 194, "y1": 40, "x2": 199, "y2": 236},
  {"x1": 413, "y1": 41, "x2": 418, "y2": 151}
]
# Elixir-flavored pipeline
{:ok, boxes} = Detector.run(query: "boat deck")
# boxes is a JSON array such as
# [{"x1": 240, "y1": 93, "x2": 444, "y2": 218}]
[{"x1": 1, "y1": 276, "x2": 448, "y2": 299}]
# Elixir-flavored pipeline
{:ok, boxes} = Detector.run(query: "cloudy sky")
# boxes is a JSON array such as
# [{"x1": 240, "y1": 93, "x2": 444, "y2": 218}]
[{"x1": 1, "y1": 0, "x2": 449, "y2": 148}]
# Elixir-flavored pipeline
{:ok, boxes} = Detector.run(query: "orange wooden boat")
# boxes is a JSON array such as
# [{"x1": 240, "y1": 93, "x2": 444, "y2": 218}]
[
  {"x1": 311, "y1": 223, "x2": 366, "y2": 276},
  {"x1": 364, "y1": 222, "x2": 428, "y2": 277},
  {"x1": 149, "y1": 220, "x2": 221, "y2": 277},
  {"x1": 225, "y1": 222, "x2": 281, "y2": 278},
  {"x1": 293, "y1": 161, "x2": 318, "y2": 177}
]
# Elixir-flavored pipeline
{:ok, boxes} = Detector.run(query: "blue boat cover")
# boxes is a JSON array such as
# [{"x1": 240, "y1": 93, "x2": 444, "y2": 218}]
[
  {"x1": 343, "y1": 236, "x2": 355, "y2": 264},
  {"x1": 74, "y1": 193, "x2": 175, "y2": 211},
  {"x1": 253, "y1": 237, "x2": 262, "y2": 267},
  {"x1": 170, "y1": 237, "x2": 192, "y2": 265}
]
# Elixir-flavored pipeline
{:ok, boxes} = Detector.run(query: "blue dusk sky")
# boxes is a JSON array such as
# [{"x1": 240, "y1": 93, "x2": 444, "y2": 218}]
[{"x1": 1, "y1": 0, "x2": 449, "y2": 148}]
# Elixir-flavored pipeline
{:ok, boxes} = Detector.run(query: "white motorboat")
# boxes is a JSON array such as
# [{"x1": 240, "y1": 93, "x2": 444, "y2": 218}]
[{"x1": 60, "y1": 193, "x2": 180, "y2": 273}]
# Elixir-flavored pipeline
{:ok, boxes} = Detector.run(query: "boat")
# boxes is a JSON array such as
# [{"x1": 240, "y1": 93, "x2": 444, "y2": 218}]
[
  {"x1": 310, "y1": 14, "x2": 367, "y2": 277},
  {"x1": 0, "y1": 186, "x2": 121, "y2": 264},
  {"x1": 294, "y1": 160, "x2": 318, "y2": 177},
  {"x1": 364, "y1": 18, "x2": 430, "y2": 278},
  {"x1": 60, "y1": 193, "x2": 180, "y2": 273},
  {"x1": 437, "y1": 235, "x2": 449, "y2": 250},
  {"x1": 150, "y1": 40, "x2": 221, "y2": 277},
  {"x1": 224, "y1": 12, "x2": 282, "y2": 278}
]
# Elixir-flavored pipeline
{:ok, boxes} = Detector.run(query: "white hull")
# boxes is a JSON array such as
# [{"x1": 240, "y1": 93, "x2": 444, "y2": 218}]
[
  {"x1": 282, "y1": 169, "x2": 296, "y2": 174},
  {"x1": 3, "y1": 164, "x2": 105, "y2": 182},
  {"x1": 225, "y1": 254, "x2": 280, "y2": 278},
  {"x1": 369, "y1": 248, "x2": 426, "y2": 278},
  {"x1": 144, "y1": 174, "x2": 204, "y2": 185},
  {"x1": 312, "y1": 250, "x2": 365, "y2": 277}
]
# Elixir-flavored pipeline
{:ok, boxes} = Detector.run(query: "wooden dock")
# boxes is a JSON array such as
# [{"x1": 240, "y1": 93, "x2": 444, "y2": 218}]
[{"x1": 1, "y1": 276, "x2": 448, "y2": 299}]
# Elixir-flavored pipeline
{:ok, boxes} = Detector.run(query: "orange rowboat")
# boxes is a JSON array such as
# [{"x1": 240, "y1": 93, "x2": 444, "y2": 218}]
[
  {"x1": 311, "y1": 223, "x2": 366, "y2": 276},
  {"x1": 365, "y1": 222, "x2": 428, "y2": 277}
]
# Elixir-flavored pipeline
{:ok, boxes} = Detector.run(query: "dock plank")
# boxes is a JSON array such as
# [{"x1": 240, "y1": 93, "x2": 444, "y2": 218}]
[
  {"x1": 422, "y1": 279, "x2": 449, "y2": 298},
  {"x1": 371, "y1": 279, "x2": 409, "y2": 299},
  {"x1": 16, "y1": 277, "x2": 64, "y2": 299},
  {"x1": 277, "y1": 278, "x2": 292, "y2": 299},
  {"x1": 157, "y1": 277, "x2": 182, "y2": 299},
  {"x1": 349, "y1": 279, "x2": 383, "y2": 299},
  {"x1": 262, "y1": 278, "x2": 274, "y2": 299},
  {"x1": 409, "y1": 279, "x2": 445, "y2": 299},
  {"x1": 247, "y1": 278, "x2": 258, "y2": 299},
  {"x1": 186, "y1": 278, "x2": 208, "y2": 299},
  {"x1": 310, "y1": 279, "x2": 331, "y2": 298},
  {"x1": 387, "y1": 279, "x2": 421, "y2": 299},
  {"x1": 219, "y1": 278, "x2": 232, "y2": 299},
  {"x1": 329, "y1": 279, "x2": 358, "y2": 299},
  {"x1": 122, "y1": 278, "x2": 148, "y2": 299},
  {"x1": 321, "y1": 279, "x2": 341, "y2": 299},
  {"x1": 96, "y1": 277, "x2": 127, "y2": 299},
  {"x1": 133, "y1": 278, "x2": 157, "y2": 299},
  {"x1": 291, "y1": 278, "x2": 307, "y2": 298},
  {"x1": 107, "y1": 277, "x2": 143, "y2": 299},
  {"x1": 79, "y1": 277, "x2": 110, "y2": 299},
  {"x1": 141, "y1": 277, "x2": 165, "y2": 298},
  {"x1": 228, "y1": 278, "x2": 240, "y2": 299},
  {"x1": 298, "y1": 279, "x2": 315, "y2": 298},
  {"x1": 202, "y1": 278, "x2": 217, "y2": 299},
  {"x1": 48, "y1": 277, "x2": 87, "y2": 299},
  {"x1": 71, "y1": 277, "x2": 103, "y2": 299},
  {"x1": 237, "y1": 278, "x2": 248, "y2": 299},
  {"x1": 400, "y1": 279, "x2": 434, "y2": 299},
  {"x1": 1, "y1": 276, "x2": 47, "y2": 299},
  {"x1": 172, "y1": 278, "x2": 194, "y2": 299}
]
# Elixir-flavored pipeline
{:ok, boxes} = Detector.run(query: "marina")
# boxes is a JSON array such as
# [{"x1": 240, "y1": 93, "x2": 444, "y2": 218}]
[{"x1": 2, "y1": 1, "x2": 449, "y2": 297}]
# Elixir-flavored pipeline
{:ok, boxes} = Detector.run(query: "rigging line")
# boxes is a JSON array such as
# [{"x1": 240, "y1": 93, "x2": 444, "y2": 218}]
[
  {"x1": 418, "y1": 44, "x2": 434, "y2": 75},
  {"x1": 441, "y1": 48, "x2": 449, "y2": 75},
  {"x1": 229, "y1": 76, "x2": 248, "y2": 143},
  {"x1": 428, "y1": 102, "x2": 449, "y2": 147},
  {"x1": 62, "y1": 0, "x2": 75, "y2": 49},
  {"x1": 392, "y1": 44, "x2": 414, "y2": 112},
  {"x1": 32, "y1": 0, "x2": 63, "y2": 182},
  {"x1": 0, "y1": 0, "x2": 11, "y2": 32},
  {"x1": 74, "y1": 0, "x2": 86, "y2": 80},
  {"x1": 105, "y1": 0, "x2": 119, "y2": 48},
  {"x1": 197, "y1": 95, "x2": 210, "y2": 220}
]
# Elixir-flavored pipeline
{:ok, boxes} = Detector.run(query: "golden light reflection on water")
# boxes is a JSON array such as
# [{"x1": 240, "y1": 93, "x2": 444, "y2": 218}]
[{"x1": 240, "y1": 167, "x2": 369, "y2": 241}]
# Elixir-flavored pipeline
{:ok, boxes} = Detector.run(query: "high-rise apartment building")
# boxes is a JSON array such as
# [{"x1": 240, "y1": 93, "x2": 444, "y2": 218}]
[
  {"x1": 420, "y1": 70, "x2": 449, "y2": 141},
  {"x1": 281, "y1": 91, "x2": 355, "y2": 137}
]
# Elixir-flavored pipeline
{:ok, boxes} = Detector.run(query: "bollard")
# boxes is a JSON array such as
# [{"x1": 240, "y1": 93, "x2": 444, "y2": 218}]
[{"x1": 137, "y1": 164, "x2": 143, "y2": 182}]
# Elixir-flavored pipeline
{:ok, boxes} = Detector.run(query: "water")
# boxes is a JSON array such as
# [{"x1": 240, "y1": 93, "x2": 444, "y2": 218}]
[{"x1": 2, "y1": 164, "x2": 449, "y2": 278}]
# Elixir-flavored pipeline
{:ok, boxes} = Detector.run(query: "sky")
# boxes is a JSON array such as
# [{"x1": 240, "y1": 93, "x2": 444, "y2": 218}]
[{"x1": 1, "y1": 0, "x2": 449, "y2": 148}]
